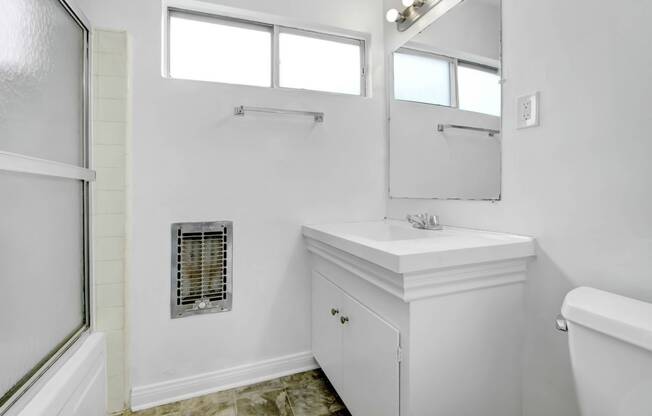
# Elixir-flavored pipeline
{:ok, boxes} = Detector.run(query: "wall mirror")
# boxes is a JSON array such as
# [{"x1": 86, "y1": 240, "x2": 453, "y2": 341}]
[{"x1": 388, "y1": 0, "x2": 502, "y2": 200}]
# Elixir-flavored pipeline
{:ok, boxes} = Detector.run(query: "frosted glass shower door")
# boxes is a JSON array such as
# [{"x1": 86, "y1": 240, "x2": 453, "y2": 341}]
[{"x1": 0, "y1": 0, "x2": 93, "y2": 413}]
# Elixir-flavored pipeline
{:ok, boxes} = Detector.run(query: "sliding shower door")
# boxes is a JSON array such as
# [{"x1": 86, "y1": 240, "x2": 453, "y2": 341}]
[{"x1": 0, "y1": 0, "x2": 92, "y2": 413}]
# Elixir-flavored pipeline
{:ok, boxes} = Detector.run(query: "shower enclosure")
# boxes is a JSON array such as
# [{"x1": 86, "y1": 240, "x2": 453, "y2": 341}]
[{"x1": 0, "y1": 0, "x2": 97, "y2": 414}]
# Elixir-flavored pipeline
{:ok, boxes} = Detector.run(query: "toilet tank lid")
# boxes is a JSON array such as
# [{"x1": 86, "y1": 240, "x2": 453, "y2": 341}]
[{"x1": 562, "y1": 287, "x2": 652, "y2": 352}]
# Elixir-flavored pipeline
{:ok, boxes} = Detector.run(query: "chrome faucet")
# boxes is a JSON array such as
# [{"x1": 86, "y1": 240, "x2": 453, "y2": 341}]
[{"x1": 406, "y1": 213, "x2": 443, "y2": 230}]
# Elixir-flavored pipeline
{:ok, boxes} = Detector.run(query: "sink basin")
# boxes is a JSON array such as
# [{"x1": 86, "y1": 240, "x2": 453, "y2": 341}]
[
  {"x1": 330, "y1": 222, "x2": 449, "y2": 242},
  {"x1": 302, "y1": 220, "x2": 535, "y2": 273}
]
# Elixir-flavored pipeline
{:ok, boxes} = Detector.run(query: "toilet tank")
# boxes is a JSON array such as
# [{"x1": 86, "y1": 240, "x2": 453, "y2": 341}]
[{"x1": 561, "y1": 287, "x2": 652, "y2": 416}]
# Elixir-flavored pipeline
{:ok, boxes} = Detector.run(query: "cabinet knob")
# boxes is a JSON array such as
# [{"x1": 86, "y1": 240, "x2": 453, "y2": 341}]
[
  {"x1": 340, "y1": 316, "x2": 349, "y2": 325},
  {"x1": 331, "y1": 308, "x2": 339, "y2": 316}
]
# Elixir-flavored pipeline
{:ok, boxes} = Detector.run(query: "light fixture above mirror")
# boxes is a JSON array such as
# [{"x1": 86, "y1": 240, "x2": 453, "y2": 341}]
[
  {"x1": 402, "y1": 0, "x2": 426, "y2": 8},
  {"x1": 386, "y1": 0, "x2": 444, "y2": 32}
]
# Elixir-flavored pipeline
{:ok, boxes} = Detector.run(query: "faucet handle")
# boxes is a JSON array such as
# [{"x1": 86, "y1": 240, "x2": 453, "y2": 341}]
[
  {"x1": 406, "y1": 213, "x2": 426, "y2": 227},
  {"x1": 407, "y1": 213, "x2": 442, "y2": 230}
]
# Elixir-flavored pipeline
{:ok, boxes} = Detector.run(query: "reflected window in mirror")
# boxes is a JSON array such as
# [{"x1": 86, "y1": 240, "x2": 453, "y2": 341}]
[
  {"x1": 392, "y1": 49, "x2": 500, "y2": 117},
  {"x1": 458, "y1": 62, "x2": 501, "y2": 116},
  {"x1": 393, "y1": 49, "x2": 453, "y2": 107}
]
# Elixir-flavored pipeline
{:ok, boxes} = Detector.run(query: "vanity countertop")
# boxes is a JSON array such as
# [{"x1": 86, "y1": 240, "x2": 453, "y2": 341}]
[{"x1": 302, "y1": 220, "x2": 535, "y2": 274}]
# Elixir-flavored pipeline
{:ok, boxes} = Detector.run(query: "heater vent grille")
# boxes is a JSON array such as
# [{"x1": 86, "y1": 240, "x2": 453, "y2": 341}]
[{"x1": 171, "y1": 221, "x2": 233, "y2": 318}]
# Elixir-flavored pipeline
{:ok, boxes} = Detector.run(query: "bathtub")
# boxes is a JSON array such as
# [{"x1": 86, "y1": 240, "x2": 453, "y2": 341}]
[{"x1": 8, "y1": 332, "x2": 107, "y2": 416}]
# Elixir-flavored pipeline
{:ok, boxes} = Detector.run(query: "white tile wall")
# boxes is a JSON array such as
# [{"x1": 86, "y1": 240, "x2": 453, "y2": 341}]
[
  {"x1": 93, "y1": 29, "x2": 129, "y2": 415},
  {"x1": 95, "y1": 191, "x2": 126, "y2": 214},
  {"x1": 96, "y1": 283, "x2": 125, "y2": 308},
  {"x1": 94, "y1": 122, "x2": 126, "y2": 145},
  {"x1": 95, "y1": 260, "x2": 125, "y2": 285},
  {"x1": 96, "y1": 214, "x2": 126, "y2": 237},
  {"x1": 94, "y1": 145, "x2": 126, "y2": 168},
  {"x1": 96, "y1": 167, "x2": 126, "y2": 191},
  {"x1": 94, "y1": 99, "x2": 127, "y2": 122},
  {"x1": 95, "y1": 237, "x2": 126, "y2": 261}
]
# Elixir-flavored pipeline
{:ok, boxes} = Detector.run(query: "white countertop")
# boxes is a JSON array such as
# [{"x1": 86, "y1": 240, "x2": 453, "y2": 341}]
[{"x1": 302, "y1": 219, "x2": 536, "y2": 273}]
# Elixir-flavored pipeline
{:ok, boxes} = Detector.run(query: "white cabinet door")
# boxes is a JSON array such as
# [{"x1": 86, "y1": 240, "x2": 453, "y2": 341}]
[
  {"x1": 311, "y1": 272, "x2": 344, "y2": 391},
  {"x1": 340, "y1": 291, "x2": 400, "y2": 416}
]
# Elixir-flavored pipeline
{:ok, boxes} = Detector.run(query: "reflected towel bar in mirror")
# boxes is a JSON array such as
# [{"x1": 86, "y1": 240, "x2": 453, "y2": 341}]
[
  {"x1": 234, "y1": 105, "x2": 324, "y2": 122},
  {"x1": 437, "y1": 124, "x2": 500, "y2": 137}
]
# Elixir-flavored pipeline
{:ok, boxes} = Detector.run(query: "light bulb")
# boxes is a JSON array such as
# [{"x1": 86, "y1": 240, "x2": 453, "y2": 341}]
[
  {"x1": 402, "y1": 0, "x2": 415, "y2": 7},
  {"x1": 385, "y1": 8, "x2": 401, "y2": 22}
]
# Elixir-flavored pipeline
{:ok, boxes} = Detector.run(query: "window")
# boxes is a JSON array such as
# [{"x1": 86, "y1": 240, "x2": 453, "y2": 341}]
[
  {"x1": 279, "y1": 29, "x2": 363, "y2": 95},
  {"x1": 169, "y1": 11, "x2": 272, "y2": 87},
  {"x1": 393, "y1": 49, "x2": 453, "y2": 106},
  {"x1": 458, "y1": 62, "x2": 501, "y2": 116},
  {"x1": 393, "y1": 49, "x2": 501, "y2": 117},
  {"x1": 167, "y1": 9, "x2": 367, "y2": 96},
  {"x1": 0, "y1": 0, "x2": 91, "y2": 413}
]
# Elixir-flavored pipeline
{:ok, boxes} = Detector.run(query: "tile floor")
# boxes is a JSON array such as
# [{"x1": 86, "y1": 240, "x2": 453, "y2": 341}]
[{"x1": 123, "y1": 369, "x2": 350, "y2": 416}]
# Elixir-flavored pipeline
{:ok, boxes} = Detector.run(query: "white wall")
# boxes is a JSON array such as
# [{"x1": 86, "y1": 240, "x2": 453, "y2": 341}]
[
  {"x1": 77, "y1": 0, "x2": 386, "y2": 406},
  {"x1": 409, "y1": 0, "x2": 500, "y2": 61},
  {"x1": 388, "y1": 0, "x2": 652, "y2": 415}
]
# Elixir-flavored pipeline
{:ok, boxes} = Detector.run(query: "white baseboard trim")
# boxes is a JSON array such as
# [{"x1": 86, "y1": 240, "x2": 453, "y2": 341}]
[{"x1": 130, "y1": 351, "x2": 318, "y2": 411}]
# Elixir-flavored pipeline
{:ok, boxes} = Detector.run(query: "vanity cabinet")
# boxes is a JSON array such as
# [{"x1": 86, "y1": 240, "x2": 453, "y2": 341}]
[
  {"x1": 304, "y1": 220, "x2": 536, "y2": 416},
  {"x1": 312, "y1": 272, "x2": 400, "y2": 416}
]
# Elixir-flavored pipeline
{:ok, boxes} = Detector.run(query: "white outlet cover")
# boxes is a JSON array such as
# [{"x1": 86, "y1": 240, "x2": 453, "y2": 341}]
[{"x1": 517, "y1": 92, "x2": 540, "y2": 129}]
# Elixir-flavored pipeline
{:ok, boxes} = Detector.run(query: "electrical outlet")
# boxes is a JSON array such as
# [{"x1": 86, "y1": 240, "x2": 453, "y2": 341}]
[{"x1": 517, "y1": 92, "x2": 540, "y2": 129}]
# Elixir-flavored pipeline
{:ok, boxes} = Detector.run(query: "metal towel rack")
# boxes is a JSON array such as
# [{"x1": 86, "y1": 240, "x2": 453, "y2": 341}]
[
  {"x1": 437, "y1": 123, "x2": 500, "y2": 137},
  {"x1": 234, "y1": 105, "x2": 324, "y2": 123}
]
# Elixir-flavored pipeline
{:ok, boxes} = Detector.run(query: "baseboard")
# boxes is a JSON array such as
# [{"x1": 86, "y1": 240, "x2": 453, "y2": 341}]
[{"x1": 130, "y1": 351, "x2": 318, "y2": 411}]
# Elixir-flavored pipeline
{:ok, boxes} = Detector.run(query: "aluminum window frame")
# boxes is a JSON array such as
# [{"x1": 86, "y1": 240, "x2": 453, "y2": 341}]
[
  {"x1": 458, "y1": 59, "x2": 500, "y2": 75},
  {"x1": 167, "y1": 8, "x2": 275, "y2": 87},
  {"x1": 276, "y1": 26, "x2": 367, "y2": 96},
  {"x1": 164, "y1": 7, "x2": 368, "y2": 97},
  {"x1": 0, "y1": 0, "x2": 94, "y2": 413}
]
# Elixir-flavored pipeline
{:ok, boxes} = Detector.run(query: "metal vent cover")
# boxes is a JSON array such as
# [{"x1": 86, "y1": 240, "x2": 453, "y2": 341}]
[{"x1": 171, "y1": 221, "x2": 233, "y2": 318}]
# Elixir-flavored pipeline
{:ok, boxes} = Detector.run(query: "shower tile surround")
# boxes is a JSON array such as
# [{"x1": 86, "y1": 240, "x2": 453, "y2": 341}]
[
  {"x1": 123, "y1": 370, "x2": 349, "y2": 416},
  {"x1": 92, "y1": 29, "x2": 130, "y2": 414}
]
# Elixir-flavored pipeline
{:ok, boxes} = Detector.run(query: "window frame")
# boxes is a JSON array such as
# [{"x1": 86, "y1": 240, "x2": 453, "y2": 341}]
[
  {"x1": 164, "y1": 7, "x2": 369, "y2": 97},
  {"x1": 0, "y1": 0, "x2": 93, "y2": 413},
  {"x1": 276, "y1": 26, "x2": 366, "y2": 96},
  {"x1": 167, "y1": 9, "x2": 275, "y2": 87},
  {"x1": 392, "y1": 47, "x2": 500, "y2": 116}
]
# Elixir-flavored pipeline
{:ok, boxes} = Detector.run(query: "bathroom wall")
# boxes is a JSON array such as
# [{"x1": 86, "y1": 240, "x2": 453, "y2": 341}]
[
  {"x1": 406, "y1": 0, "x2": 500, "y2": 61},
  {"x1": 92, "y1": 29, "x2": 130, "y2": 413},
  {"x1": 386, "y1": 0, "x2": 652, "y2": 415},
  {"x1": 77, "y1": 0, "x2": 386, "y2": 409}
]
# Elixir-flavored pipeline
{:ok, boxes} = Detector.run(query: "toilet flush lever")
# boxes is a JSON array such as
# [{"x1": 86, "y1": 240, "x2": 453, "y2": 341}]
[{"x1": 555, "y1": 314, "x2": 568, "y2": 332}]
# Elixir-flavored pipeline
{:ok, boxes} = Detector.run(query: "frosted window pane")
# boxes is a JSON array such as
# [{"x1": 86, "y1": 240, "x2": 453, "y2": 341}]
[
  {"x1": 394, "y1": 51, "x2": 451, "y2": 106},
  {"x1": 0, "y1": 0, "x2": 85, "y2": 166},
  {"x1": 169, "y1": 13, "x2": 272, "y2": 87},
  {"x1": 0, "y1": 172, "x2": 85, "y2": 400},
  {"x1": 458, "y1": 64, "x2": 501, "y2": 116},
  {"x1": 279, "y1": 31, "x2": 362, "y2": 95}
]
